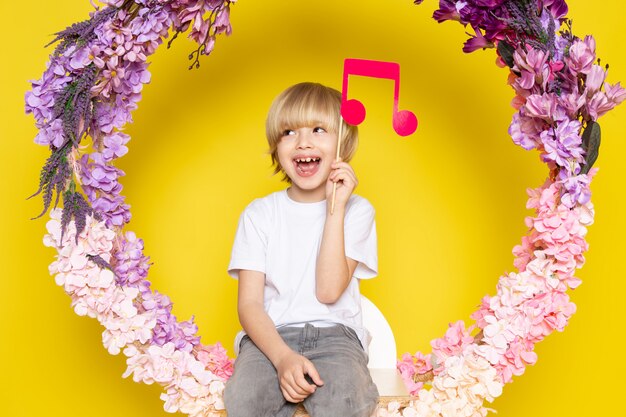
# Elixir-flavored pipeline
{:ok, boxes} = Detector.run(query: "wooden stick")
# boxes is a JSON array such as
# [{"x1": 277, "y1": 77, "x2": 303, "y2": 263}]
[{"x1": 330, "y1": 116, "x2": 344, "y2": 215}]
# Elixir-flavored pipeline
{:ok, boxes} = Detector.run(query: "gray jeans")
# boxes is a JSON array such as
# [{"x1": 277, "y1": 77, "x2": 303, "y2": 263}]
[{"x1": 224, "y1": 324, "x2": 379, "y2": 417}]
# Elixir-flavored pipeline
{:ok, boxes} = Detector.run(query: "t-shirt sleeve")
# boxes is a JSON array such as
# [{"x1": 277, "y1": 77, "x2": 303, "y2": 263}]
[
  {"x1": 344, "y1": 197, "x2": 378, "y2": 279},
  {"x1": 227, "y1": 201, "x2": 268, "y2": 279}
]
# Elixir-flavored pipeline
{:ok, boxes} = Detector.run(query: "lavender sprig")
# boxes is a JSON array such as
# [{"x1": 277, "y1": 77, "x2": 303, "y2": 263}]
[
  {"x1": 29, "y1": 65, "x2": 100, "y2": 221},
  {"x1": 47, "y1": 6, "x2": 118, "y2": 56},
  {"x1": 52, "y1": 65, "x2": 99, "y2": 148},
  {"x1": 61, "y1": 185, "x2": 99, "y2": 244},
  {"x1": 28, "y1": 142, "x2": 72, "y2": 220},
  {"x1": 87, "y1": 254, "x2": 116, "y2": 275},
  {"x1": 503, "y1": 0, "x2": 558, "y2": 55}
]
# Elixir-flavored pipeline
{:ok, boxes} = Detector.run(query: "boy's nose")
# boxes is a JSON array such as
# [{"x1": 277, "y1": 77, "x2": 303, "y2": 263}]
[{"x1": 295, "y1": 131, "x2": 313, "y2": 148}]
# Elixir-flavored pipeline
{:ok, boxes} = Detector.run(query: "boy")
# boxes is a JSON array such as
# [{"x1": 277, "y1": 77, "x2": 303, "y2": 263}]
[{"x1": 225, "y1": 82, "x2": 379, "y2": 417}]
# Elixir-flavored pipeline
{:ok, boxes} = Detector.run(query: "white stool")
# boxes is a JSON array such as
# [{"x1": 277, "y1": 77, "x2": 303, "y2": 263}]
[{"x1": 361, "y1": 295, "x2": 408, "y2": 397}]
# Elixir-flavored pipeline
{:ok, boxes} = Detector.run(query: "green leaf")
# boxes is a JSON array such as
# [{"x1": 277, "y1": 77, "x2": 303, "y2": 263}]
[
  {"x1": 581, "y1": 121, "x2": 601, "y2": 174},
  {"x1": 497, "y1": 41, "x2": 516, "y2": 69}
]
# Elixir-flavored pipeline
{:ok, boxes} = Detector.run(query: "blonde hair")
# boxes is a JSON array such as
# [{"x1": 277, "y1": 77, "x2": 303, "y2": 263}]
[{"x1": 266, "y1": 82, "x2": 358, "y2": 182}]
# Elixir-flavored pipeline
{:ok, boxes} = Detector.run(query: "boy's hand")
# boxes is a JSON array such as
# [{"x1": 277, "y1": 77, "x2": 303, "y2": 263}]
[
  {"x1": 275, "y1": 350, "x2": 324, "y2": 403},
  {"x1": 326, "y1": 159, "x2": 358, "y2": 211}
]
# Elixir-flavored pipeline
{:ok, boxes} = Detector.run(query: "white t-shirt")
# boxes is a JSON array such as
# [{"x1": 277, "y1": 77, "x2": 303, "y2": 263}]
[{"x1": 228, "y1": 189, "x2": 378, "y2": 354}]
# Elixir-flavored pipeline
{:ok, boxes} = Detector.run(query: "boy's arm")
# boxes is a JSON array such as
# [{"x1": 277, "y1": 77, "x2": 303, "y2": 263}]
[
  {"x1": 316, "y1": 160, "x2": 359, "y2": 304},
  {"x1": 237, "y1": 269, "x2": 324, "y2": 402}
]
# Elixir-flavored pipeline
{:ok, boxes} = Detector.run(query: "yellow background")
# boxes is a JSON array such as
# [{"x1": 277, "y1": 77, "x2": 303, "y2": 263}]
[{"x1": 1, "y1": 0, "x2": 625, "y2": 416}]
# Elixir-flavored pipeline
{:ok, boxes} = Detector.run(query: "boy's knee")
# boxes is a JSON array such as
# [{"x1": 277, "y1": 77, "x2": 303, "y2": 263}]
[
  {"x1": 225, "y1": 382, "x2": 267, "y2": 417},
  {"x1": 225, "y1": 377, "x2": 287, "y2": 417},
  {"x1": 305, "y1": 382, "x2": 379, "y2": 417},
  {"x1": 307, "y1": 398, "x2": 378, "y2": 417}
]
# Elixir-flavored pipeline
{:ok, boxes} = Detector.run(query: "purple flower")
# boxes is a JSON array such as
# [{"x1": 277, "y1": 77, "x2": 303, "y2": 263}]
[
  {"x1": 540, "y1": 119, "x2": 584, "y2": 170},
  {"x1": 34, "y1": 118, "x2": 65, "y2": 147},
  {"x1": 118, "y1": 62, "x2": 152, "y2": 96},
  {"x1": 80, "y1": 153, "x2": 124, "y2": 194},
  {"x1": 559, "y1": 172, "x2": 592, "y2": 208},
  {"x1": 509, "y1": 112, "x2": 544, "y2": 151},
  {"x1": 431, "y1": 0, "x2": 510, "y2": 49},
  {"x1": 463, "y1": 27, "x2": 493, "y2": 53},
  {"x1": 69, "y1": 46, "x2": 93, "y2": 70},
  {"x1": 25, "y1": 59, "x2": 72, "y2": 126},
  {"x1": 102, "y1": 132, "x2": 130, "y2": 161},
  {"x1": 95, "y1": 94, "x2": 139, "y2": 133},
  {"x1": 141, "y1": 290, "x2": 200, "y2": 353},
  {"x1": 115, "y1": 231, "x2": 151, "y2": 290},
  {"x1": 431, "y1": 0, "x2": 461, "y2": 22},
  {"x1": 552, "y1": 34, "x2": 570, "y2": 62},
  {"x1": 92, "y1": 195, "x2": 131, "y2": 227},
  {"x1": 543, "y1": 0, "x2": 569, "y2": 20},
  {"x1": 154, "y1": 312, "x2": 200, "y2": 352}
]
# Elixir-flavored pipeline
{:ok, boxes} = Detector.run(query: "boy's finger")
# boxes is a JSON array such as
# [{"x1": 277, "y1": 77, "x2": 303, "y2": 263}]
[
  {"x1": 280, "y1": 387, "x2": 295, "y2": 403},
  {"x1": 295, "y1": 372, "x2": 316, "y2": 393},
  {"x1": 304, "y1": 362, "x2": 324, "y2": 386},
  {"x1": 290, "y1": 368, "x2": 313, "y2": 394},
  {"x1": 283, "y1": 384, "x2": 303, "y2": 402}
]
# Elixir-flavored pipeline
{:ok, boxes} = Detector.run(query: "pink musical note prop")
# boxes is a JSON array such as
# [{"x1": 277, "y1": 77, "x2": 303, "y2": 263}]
[
  {"x1": 340, "y1": 58, "x2": 418, "y2": 137},
  {"x1": 331, "y1": 58, "x2": 417, "y2": 215}
]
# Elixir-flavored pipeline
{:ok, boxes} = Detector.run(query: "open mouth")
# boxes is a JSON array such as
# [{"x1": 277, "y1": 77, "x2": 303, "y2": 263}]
[{"x1": 293, "y1": 157, "x2": 321, "y2": 177}]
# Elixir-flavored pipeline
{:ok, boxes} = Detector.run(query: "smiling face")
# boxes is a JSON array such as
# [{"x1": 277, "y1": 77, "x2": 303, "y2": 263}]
[
  {"x1": 277, "y1": 125, "x2": 338, "y2": 202},
  {"x1": 266, "y1": 82, "x2": 359, "y2": 199}
]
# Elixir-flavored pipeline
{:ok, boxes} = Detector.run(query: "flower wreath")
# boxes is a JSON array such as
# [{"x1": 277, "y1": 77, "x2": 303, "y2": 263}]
[{"x1": 25, "y1": 0, "x2": 625, "y2": 416}]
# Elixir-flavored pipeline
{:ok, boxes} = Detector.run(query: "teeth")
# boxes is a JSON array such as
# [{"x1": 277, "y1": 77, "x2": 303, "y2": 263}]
[{"x1": 296, "y1": 157, "x2": 320, "y2": 163}]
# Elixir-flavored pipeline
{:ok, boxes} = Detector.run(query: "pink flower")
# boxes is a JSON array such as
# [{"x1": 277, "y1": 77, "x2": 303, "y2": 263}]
[
  {"x1": 512, "y1": 235, "x2": 537, "y2": 271},
  {"x1": 213, "y1": 5, "x2": 232, "y2": 36},
  {"x1": 495, "y1": 339, "x2": 537, "y2": 383},
  {"x1": 482, "y1": 315, "x2": 516, "y2": 351},
  {"x1": 605, "y1": 82, "x2": 626, "y2": 105},
  {"x1": 524, "y1": 93, "x2": 566, "y2": 123},
  {"x1": 567, "y1": 36, "x2": 596, "y2": 75},
  {"x1": 196, "y1": 343, "x2": 234, "y2": 381},
  {"x1": 124, "y1": 342, "x2": 190, "y2": 385},
  {"x1": 470, "y1": 295, "x2": 494, "y2": 329},
  {"x1": 585, "y1": 65, "x2": 606, "y2": 96},
  {"x1": 513, "y1": 47, "x2": 550, "y2": 91},
  {"x1": 431, "y1": 321, "x2": 475, "y2": 368},
  {"x1": 585, "y1": 91, "x2": 615, "y2": 120},
  {"x1": 397, "y1": 351, "x2": 433, "y2": 395},
  {"x1": 558, "y1": 91, "x2": 586, "y2": 119},
  {"x1": 522, "y1": 292, "x2": 576, "y2": 343},
  {"x1": 431, "y1": 347, "x2": 503, "y2": 411},
  {"x1": 496, "y1": 272, "x2": 543, "y2": 309}
]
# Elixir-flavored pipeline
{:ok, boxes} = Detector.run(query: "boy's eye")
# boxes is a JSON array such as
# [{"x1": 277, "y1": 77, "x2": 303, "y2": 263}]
[
  {"x1": 282, "y1": 129, "x2": 295, "y2": 136},
  {"x1": 313, "y1": 127, "x2": 326, "y2": 133}
]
